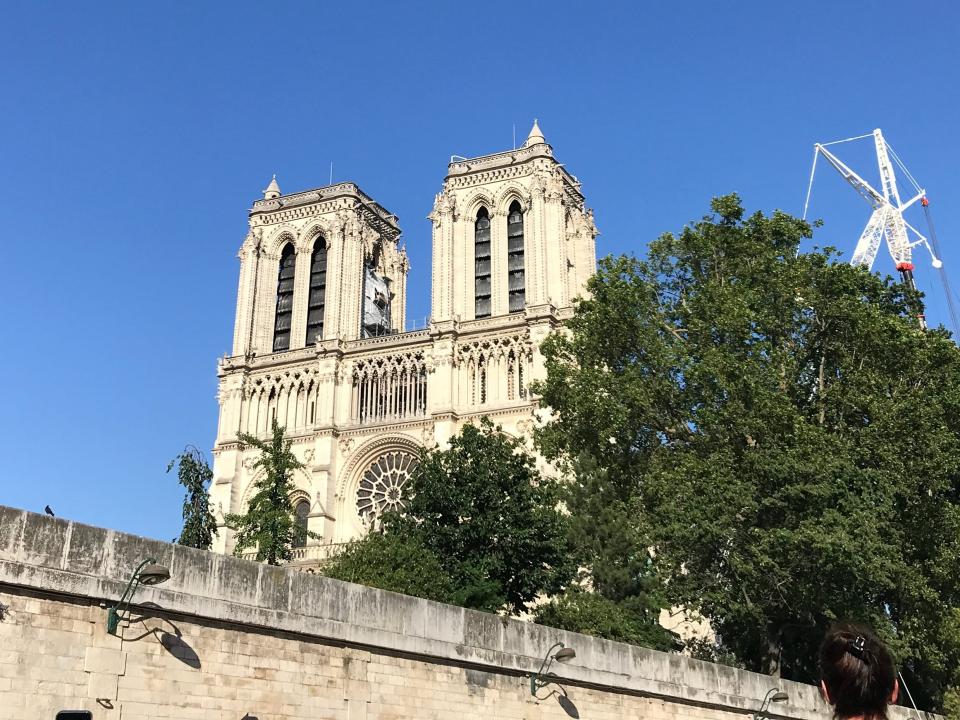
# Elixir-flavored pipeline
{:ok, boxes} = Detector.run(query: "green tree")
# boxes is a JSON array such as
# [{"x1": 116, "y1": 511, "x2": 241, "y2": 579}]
[
  {"x1": 387, "y1": 419, "x2": 574, "y2": 614},
  {"x1": 167, "y1": 445, "x2": 218, "y2": 549},
  {"x1": 322, "y1": 531, "x2": 455, "y2": 604},
  {"x1": 323, "y1": 419, "x2": 574, "y2": 615},
  {"x1": 532, "y1": 455, "x2": 677, "y2": 650},
  {"x1": 224, "y1": 419, "x2": 307, "y2": 565},
  {"x1": 535, "y1": 586, "x2": 676, "y2": 649},
  {"x1": 535, "y1": 195, "x2": 960, "y2": 711}
]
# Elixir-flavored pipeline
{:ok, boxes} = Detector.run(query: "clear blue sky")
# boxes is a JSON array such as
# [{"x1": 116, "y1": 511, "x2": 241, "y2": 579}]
[{"x1": 2, "y1": 2, "x2": 959, "y2": 541}]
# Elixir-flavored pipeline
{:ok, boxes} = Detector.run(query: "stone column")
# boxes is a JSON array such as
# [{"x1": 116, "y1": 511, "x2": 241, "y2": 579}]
[
  {"x1": 429, "y1": 188, "x2": 456, "y2": 323},
  {"x1": 290, "y1": 244, "x2": 312, "y2": 350},
  {"x1": 231, "y1": 241, "x2": 253, "y2": 356},
  {"x1": 339, "y1": 213, "x2": 365, "y2": 340},
  {"x1": 209, "y1": 447, "x2": 239, "y2": 554},
  {"x1": 491, "y1": 209, "x2": 508, "y2": 317},
  {"x1": 527, "y1": 317, "x2": 554, "y2": 385},
  {"x1": 215, "y1": 372, "x2": 245, "y2": 444},
  {"x1": 254, "y1": 249, "x2": 278, "y2": 355},
  {"x1": 528, "y1": 173, "x2": 548, "y2": 308},
  {"x1": 315, "y1": 342, "x2": 342, "y2": 428},
  {"x1": 429, "y1": 331, "x2": 457, "y2": 410},
  {"x1": 542, "y1": 169, "x2": 566, "y2": 308},
  {"x1": 456, "y1": 213, "x2": 469, "y2": 322},
  {"x1": 391, "y1": 252, "x2": 409, "y2": 333}
]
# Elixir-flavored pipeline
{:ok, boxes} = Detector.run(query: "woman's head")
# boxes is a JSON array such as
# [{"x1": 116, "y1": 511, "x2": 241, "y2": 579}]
[{"x1": 819, "y1": 624, "x2": 898, "y2": 720}]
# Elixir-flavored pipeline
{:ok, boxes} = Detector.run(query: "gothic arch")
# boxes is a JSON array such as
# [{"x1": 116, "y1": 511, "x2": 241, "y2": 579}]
[
  {"x1": 298, "y1": 221, "x2": 332, "y2": 254},
  {"x1": 494, "y1": 184, "x2": 531, "y2": 214},
  {"x1": 265, "y1": 226, "x2": 298, "y2": 258},
  {"x1": 336, "y1": 433, "x2": 423, "y2": 501},
  {"x1": 238, "y1": 464, "x2": 313, "y2": 510},
  {"x1": 335, "y1": 433, "x2": 423, "y2": 538},
  {"x1": 462, "y1": 191, "x2": 494, "y2": 219},
  {"x1": 289, "y1": 487, "x2": 311, "y2": 508}
]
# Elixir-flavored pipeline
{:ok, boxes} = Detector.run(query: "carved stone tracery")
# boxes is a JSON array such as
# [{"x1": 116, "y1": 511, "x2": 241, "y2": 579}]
[
  {"x1": 351, "y1": 351, "x2": 428, "y2": 424},
  {"x1": 455, "y1": 333, "x2": 533, "y2": 406},
  {"x1": 356, "y1": 450, "x2": 419, "y2": 523}
]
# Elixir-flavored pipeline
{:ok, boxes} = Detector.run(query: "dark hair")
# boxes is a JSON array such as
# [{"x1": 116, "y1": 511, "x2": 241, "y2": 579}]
[{"x1": 819, "y1": 624, "x2": 896, "y2": 720}]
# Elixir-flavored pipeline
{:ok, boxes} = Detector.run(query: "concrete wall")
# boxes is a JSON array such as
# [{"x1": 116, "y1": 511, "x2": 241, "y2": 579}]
[{"x1": 0, "y1": 506, "x2": 931, "y2": 720}]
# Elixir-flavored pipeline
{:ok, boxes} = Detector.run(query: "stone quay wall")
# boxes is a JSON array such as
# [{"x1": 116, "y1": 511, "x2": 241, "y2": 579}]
[{"x1": 0, "y1": 506, "x2": 934, "y2": 719}]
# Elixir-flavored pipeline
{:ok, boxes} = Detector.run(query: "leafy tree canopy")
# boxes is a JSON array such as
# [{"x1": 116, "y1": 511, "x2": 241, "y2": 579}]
[
  {"x1": 325, "y1": 419, "x2": 575, "y2": 615},
  {"x1": 167, "y1": 445, "x2": 217, "y2": 550},
  {"x1": 535, "y1": 194, "x2": 960, "y2": 711},
  {"x1": 322, "y1": 532, "x2": 455, "y2": 604},
  {"x1": 225, "y1": 419, "x2": 309, "y2": 565},
  {"x1": 533, "y1": 453, "x2": 677, "y2": 650},
  {"x1": 535, "y1": 585, "x2": 677, "y2": 650}
]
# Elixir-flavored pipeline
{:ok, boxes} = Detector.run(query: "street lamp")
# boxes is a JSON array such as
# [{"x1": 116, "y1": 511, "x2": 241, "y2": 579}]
[
  {"x1": 106, "y1": 559, "x2": 170, "y2": 635},
  {"x1": 530, "y1": 642, "x2": 577, "y2": 696},
  {"x1": 754, "y1": 688, "x2": 789, "y2": 720}
]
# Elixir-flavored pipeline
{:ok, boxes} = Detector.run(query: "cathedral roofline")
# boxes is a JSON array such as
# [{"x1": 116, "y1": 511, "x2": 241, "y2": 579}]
[
  {"x1": 250, "y1": 181, "x2": 400, "y2": 238},
  {"x1": 445, "y1": 144, "x2": 584, "y2": 204},
  {"x1": 444, "y1": 122, "x2": 583, "y2": 201},
  {"x1": 446, "y1": 141, "x2": 554, "y2": 178}
]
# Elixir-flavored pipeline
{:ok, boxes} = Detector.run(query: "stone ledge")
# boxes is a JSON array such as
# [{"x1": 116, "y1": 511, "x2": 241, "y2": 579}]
[{"x1": 0, "y1": 506, "x2": 935, "y2": 720}]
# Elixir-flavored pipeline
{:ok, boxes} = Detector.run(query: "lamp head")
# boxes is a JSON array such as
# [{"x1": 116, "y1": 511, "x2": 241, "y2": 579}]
[
  {"x1": 554, "y1": 646, "x2": 576, "y2": 663},
  {"x1": 771, "y1": 691, "x2": 788, "y2": 703},
  {"x1": 139, "y1": 563, "x2": 171, "y2": 586}
]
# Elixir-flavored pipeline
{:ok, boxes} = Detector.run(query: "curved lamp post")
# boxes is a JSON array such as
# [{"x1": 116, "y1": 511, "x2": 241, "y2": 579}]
[
  {"x1": 754, "y1": 688, "x2": 789, "y2": 720},
  {"x1": 106, "y1": 559, "x2": 170, "y2": 635},
  {"x1": 530, "y1": 642, "x2": 576, "y2": 696}
]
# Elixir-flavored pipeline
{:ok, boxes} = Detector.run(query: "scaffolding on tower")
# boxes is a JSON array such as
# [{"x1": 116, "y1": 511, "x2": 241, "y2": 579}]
[{"x1": 802, "y1": 128, "x2": 958, "y2": 333}]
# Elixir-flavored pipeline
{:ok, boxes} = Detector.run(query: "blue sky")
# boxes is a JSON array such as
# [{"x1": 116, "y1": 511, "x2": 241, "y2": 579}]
[{"x1": 2, "y1": 2, "x2": 959, "y2": 541}]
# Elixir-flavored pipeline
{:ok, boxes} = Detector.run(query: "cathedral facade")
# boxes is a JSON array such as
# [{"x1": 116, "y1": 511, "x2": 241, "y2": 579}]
[{"x1": 210, "y1": 122, "x2": 598, "y2": 562}]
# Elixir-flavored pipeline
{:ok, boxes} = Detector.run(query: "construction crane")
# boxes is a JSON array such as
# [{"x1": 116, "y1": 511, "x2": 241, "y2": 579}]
[{"x1": 803, "y1": 128, "x2": 957, "y2": 332}]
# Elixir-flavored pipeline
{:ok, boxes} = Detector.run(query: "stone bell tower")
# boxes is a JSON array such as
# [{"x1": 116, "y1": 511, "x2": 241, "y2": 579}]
[
  {"x1": 423, "y1": 120, "x2": 599, "y2": 449},
  {"x1": 230, "y1": 178, "x2": 408, "y2": 358},
  {"x1": 429, "y1": 120, "x2": 597, "y2": 324},
  {"x1": 211, "y1": 179, "x2": 410, "y2": 555}
]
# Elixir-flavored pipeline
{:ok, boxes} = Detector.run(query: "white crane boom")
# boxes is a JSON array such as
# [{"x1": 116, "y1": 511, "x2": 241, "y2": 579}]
[
  {"x1": 803, "y1": 129, "x2": 943, "y2": 329},
  {"x1": 813, "y1": 143, "x2": 885, "y2": 209}
]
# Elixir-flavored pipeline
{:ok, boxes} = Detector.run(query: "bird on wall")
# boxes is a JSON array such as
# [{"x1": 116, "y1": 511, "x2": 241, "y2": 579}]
[{"x1": 44, "y1": 505, "x2": 54, "y2": 517}]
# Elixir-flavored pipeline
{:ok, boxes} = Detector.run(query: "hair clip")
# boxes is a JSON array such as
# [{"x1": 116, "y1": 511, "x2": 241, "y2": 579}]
[{"x1": 848, "y1": 636, "x2": 867, "y2": 661}]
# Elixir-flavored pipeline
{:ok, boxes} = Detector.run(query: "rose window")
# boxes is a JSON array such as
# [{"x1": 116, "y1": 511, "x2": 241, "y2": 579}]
[{"x1": 356, "y1": 451, "x2": 418, "y2": 521}]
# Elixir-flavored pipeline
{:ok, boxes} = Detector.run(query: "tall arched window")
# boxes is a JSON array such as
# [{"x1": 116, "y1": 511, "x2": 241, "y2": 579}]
[
  {"x1": 475, "y1": 207, "x2": 492, "y2": 318},
  {"x1": 272, "y1": 243, "x2": 295, "y2": 352},
  {"x1": 293, "y1": 499, "x2": 310, "y2": 548},
  {"x1": 305, "y1": 237, "x2": 327, "y2": 345},
  {"x1": 507, "y1": 201, "x2": 525, "y2": 313}
]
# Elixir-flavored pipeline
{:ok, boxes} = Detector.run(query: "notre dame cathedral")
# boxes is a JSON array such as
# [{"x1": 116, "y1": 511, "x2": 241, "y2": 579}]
[{"x1": 210, "y1": 122, "x2": 598, "y2": 562}]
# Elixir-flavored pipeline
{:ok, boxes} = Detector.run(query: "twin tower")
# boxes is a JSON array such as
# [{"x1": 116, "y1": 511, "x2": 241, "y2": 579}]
[{"x1": 210, "y1": 122, "x2": 598, "y2": 561}]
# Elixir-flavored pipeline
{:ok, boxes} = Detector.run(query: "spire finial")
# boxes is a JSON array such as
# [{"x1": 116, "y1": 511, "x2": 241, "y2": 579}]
[
  {"x1": 263, "y1": 174, "x2": 281, "y2": 199},
  {"x1": 524, "y1": 119, "x2": 546, "y2": 147}
]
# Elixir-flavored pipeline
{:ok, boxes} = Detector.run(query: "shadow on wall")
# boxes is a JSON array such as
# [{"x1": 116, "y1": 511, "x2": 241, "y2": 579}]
[
  {"x1": 159, "y1": 631, "x2": 201, "y2": 669},
  {"x1": 125, "y1": 602, "x2": 202, "y2": 670},
  {"x1": 557, "y1": 693, "x2": 580, "y2": 719},
  {"x1": 534, "y1": 673, "x2": 580, "y2": 720},
  {"x1": 534, "y1": 683, "x2": 580, "y2": 719}
]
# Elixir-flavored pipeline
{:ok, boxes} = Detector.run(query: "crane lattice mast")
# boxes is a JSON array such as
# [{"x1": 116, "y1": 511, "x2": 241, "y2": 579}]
[{"x1": 803, "y1": 129, "x2": 945, "y2": 329}]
